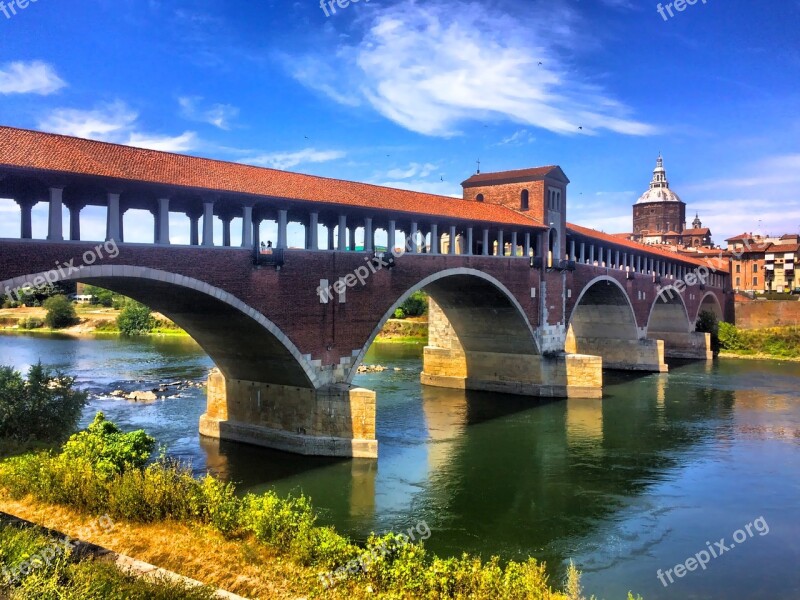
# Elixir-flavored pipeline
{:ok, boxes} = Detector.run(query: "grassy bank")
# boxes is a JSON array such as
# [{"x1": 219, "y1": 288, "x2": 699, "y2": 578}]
[
  {"x1": 719, "y1": 323, "x2": 800, "y2": 360},
  {"x1": 0, "y1": 306, "x2": 187, "y2": 337},
  {"x1": 375, "y1": 318, "x2": 428, "y2": 343},
  {"x1": 0, "y1": 415, "x2": 640, "y2": 600},
  {"x1": 0, "y1": 520, "x2": 217, "y2": 599}
]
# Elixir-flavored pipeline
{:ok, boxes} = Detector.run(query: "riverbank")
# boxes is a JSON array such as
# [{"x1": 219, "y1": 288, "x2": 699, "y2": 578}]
[
  {"x1": 0, "y1": 307, "x2": 428, "y2": 343},
  {"x1": 718, "y1": 323, "x2": 800, "y2": 360}
]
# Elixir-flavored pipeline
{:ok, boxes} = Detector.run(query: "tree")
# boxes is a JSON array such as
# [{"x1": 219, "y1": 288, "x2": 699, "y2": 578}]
[
  {"x1": 398, "y1": 291, "x2": 428, "y2": 318},
  {"x1": 43, "y1": 295, "x2": 78, "y2": 329},
  {"x1": 0, "y1": 362, "x2": 87, "y2": 443},
  {"x1": 696, "y1": 310, "x2": 720, "y2": 353},
  {"x1": 117, "y1": 300, "x2": 155, "y2": 335},
  {"x1": 82, "y1": 285, "x2": 117, "y2": 307}
]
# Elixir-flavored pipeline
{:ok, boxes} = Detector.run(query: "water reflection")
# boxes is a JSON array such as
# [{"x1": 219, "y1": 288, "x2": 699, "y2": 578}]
[{"x1": 1, "y1": 334, "x2": 799, "y2": 599}]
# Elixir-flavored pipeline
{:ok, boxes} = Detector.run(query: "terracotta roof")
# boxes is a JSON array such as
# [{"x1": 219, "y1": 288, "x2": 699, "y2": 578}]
[
  {"x1": 768, "y1": 243, "x2": 800, "y2": 253},
  {"x1": 0, "y1": 126, "x2": 544, "y2": 229},
  {"x1": 780, "y1": 234, "x2": 799, "y2": 240},
  {"x1": 461, "y1": 166, "x2": 565, "y2": 187},
  {"x1": 567, "y1": 222, "x2": 728, "y2": 269},
  {"x1": 726, "y1": 232, "x2": 755, "y2": 242},
  {"x1": 682, "y1": 227, "x2": 710, "y2": 235}
]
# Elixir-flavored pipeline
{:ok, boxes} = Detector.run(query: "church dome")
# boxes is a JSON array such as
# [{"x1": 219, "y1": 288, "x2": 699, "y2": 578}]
[{"x1": 636, "y1": 154, "x2": 683, "y2": 205}]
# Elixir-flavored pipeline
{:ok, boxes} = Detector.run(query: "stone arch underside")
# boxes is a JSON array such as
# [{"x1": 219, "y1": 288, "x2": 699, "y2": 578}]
[
  {"x1": 696, "y1": 292, "x2": 724, "y2": 323},
  {"x1": 566, "y1": 277, "x2": 667, "y2": 372},
  {"x1": 646, "y1": 289, "x2": 712, "y2": 360},
  {"x1": 2, "y1": 268, "x2": 316, "y2": 389}
]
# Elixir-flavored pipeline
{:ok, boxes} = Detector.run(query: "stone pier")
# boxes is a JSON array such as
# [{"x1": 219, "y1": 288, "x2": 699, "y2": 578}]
[
  {"x1": 565, "y1": 332, "x2": 668, "y2": 372},
  {"x1": 650, "y1": 331, "x2": 713, "y2": 360},
  {"x1": 199, "y1": 369, "x2": 377, "y2": 458},
  {"x1": 421, "y1": 299, "x2": 603, "y2": 399}
]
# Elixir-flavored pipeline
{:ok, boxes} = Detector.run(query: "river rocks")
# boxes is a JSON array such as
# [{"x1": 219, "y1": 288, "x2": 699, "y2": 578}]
[
  {"x1": 110, "y1": 390, "x2": 126, "y2": 397},
  {"x1": 126, "y1": 390, "x2": 157, "y2": 402},
  {"x1": 357, "y1": 364, "x2": 388, "y2": 373}
]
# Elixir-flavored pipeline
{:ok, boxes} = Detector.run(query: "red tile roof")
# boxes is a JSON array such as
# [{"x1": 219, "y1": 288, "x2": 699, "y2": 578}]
[
  {"x1": 567, "y1": 222, "x2": 728, "y2": 270},
  {"x1": 726, "y1": 232, "x2": 755, "y2": 242},
  {"x1": 0, "y1": 126, "x2": 544, "y2": 229},
  {"x1": 462, "y1": 166, "x2": 564, "y2": 187},
  {"x1": 682, "y1": 227, "x2": 710, "y2": 235}
]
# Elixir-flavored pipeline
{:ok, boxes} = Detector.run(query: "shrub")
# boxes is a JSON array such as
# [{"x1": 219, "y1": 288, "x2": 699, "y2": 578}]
[
  {"x1": 393, "y1": 308, "x2": 406, "y2": 319},
  {"x1": 116, "y1": 301, "x2": 155, "y2": 335},
  {"x1": 696, "y1": 310, "x2": 720, "y2": 353},
  {"x1": 61, "y1": 412, "x2": 156, "y2": 479},
  {"x1": 718, "y1": 322, "x2": 743, "y2": 351},
  {"x1": 19, "y1": 317, "x2": 44, "y2": 330},
  {"x1": 400, "y1": 291, "x2": 428, "y2": 318},
  {"x1": 82, "y1": 285, "x2": 116, "y2": 308},
  {"x1": 0, "y1": 363, "x2": 87, "y2": 444},
  {"x1": 43, "y1": 295, "x2": 78, "y2": 329}
]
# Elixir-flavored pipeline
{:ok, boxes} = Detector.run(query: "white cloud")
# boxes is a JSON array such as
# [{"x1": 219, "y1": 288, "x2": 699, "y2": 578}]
[
  {"x1": 284, "y1": 1, "x2": 655, "y2": 137},
  {"x1": 239, "y1": 148, "x2": 346, "y2": 170},
  {"x1": 0, "y1": 61, "x2": 66, "y2": 95},
  {"x1": 385, "y1": 162, "x2": 438, "y2": 179},
  {"x1": 498, "y1": 129, "x2": 536, "y2": 146},
  {"x1": 38, "y1": 101, "x2": 199, "y2": 153},
  {"x1": 178, "y1": 96, "x2": 239, "y2": 130}
]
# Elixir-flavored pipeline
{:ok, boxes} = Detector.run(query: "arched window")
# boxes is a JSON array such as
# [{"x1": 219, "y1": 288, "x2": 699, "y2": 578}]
[
  {"x1": 476, "y1": 193, "x2": 484, "y2": 202},
  {"x1": 520, "y1": 189, "x2": 529, "y2": 210}
]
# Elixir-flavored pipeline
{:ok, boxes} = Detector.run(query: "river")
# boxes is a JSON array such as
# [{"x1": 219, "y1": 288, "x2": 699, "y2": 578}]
[{"x1": 1, "y1": 333, "x2": 798, "y2": 599}]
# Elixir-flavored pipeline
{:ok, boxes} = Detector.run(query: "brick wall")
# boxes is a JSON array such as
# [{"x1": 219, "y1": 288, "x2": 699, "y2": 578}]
[{"x1": 735, "y1": 300, "x2": 800, "y2": 329}]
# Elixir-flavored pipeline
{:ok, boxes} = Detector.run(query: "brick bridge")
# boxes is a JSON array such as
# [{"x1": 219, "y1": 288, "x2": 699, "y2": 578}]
[{"x1": 0, "y1": 127, "x2": 731, "y2": 458}]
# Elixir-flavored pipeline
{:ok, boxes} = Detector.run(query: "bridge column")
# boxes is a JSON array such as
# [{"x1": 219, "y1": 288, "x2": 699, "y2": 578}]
[
  {"x1": 65, "y1": 201, "x2": 83, "y2": 241},
  {"x1": 466, "y1": 227, "x2": 473, "y2": 256},
  {"x1": 408, "y1": 222, "x2": 418, "y2": 254},
  {"x1": 106, "y1": 193, "x2": 121, "y2": 241},
  {"x1": 158, "y1": 198, "x2": 170, "y2": 245},
  {"x1": 189, "y1": 212, "x2": 200, "y2": 245},
  {"x1": 449, "y1": 225, "x2": 457, "y2": 254},
  {"x1": 524, "y1": 232, "x2": 531, "y2": 257},
  {"x1": 387, "y1": 220, "x2": 396, "y2": 254},
  {"x1": 497, "y1": 230, "x2": 504, "y2": 256},
  {"x1": 241, "y1": 206, "x2": 253, "y2": 248},
  {"x1": 200, "y1": 369, "x2": 377, "y2": 458},
  {"x1": 511, "y1": 232, "x2": 519, "y2": 257},
  {"x1": 364, "y1": 217, "x2": 373, "y2": 252},
  {"x1": 482, "y1": 228, "x2": 489, "y2": 256},
  {"x1": 348, "y1": 224, "x2": 356, "y2": 251},
  {"x1": 309, "y1": 212, "x2": 319, "y2": 250},
  {"x1": 430, "y1": 224, "x2": 439, "y2": 254},
  {"x1": 276, "y1": 209, "x2": 288, "y2": 250},
  {"x1": 202, "y1": 201, "x2": 215, "y2": 246},
  {"x1": 338, "y1": 215, "x2": 347, "y2": 251},
  {"x1": 15, "y1": 198, "x2": 35, "y2": 239},
  {"x1": 46, "y1": 187, "x2": 64, "y2": 241},
  {"x1": 221, "y1": 215, "x2": 233, "y2": 247}
]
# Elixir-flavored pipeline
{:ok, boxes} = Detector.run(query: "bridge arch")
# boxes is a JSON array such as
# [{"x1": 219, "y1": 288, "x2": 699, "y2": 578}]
[
  {"x1": 349, "y1": 268, "x2": 540, "y2": 383},
  {"x1": 567, "y1": 276, "x2": 639, "y2": 345},
  {"x1": 647, "y1": 287, "x2": 692, "y2": 335},
  {"x1": 0, "y1": 266, "x2": 319, "y2": 389},
  {"x1": 695, "y1": 291, "x2": 724, "y2": 324}
]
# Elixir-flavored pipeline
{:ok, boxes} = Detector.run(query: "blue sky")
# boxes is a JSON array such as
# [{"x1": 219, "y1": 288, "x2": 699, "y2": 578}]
[{"x1": 0, "y1": 0, "x2": 798, "y2": 246}]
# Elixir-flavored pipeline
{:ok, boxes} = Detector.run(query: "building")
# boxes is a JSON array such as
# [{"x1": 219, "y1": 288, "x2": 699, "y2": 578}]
[
  {"x1": 629, "y1": 155, "x2": 714, "y2": 249},
  {"x1": 727, "y1": 233, "x2": 799, "y2": 293}
]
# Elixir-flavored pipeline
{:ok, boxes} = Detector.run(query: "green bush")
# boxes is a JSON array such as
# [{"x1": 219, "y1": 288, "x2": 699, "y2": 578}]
[
  {"x1": 116, "y1": 301, "x2": 155, "y2": 336},
  {"x1": 61, "y1": 413, "x2": 156, "y2": 479},
  {"x1": 399, "y1": 291, "x2": 428, "y2": 318},
  {"x1": 393, "y1": 308, "x2": 405, "y2": 319},
  {"x1": 81, "y1": 285, "x2": 117, "y2": 308},
  {"x1": 0, "y1": 363, "x2": 87, "y2": 445},
  {"x1": 43, "y1": 295, "x2": 78, "y2": 329},
  {"x1": 696, "y1": 310, "x2": 720, "y2": 353},
  {"x1": 19, "y1": 317, "x2": 44, "y2": 330}
]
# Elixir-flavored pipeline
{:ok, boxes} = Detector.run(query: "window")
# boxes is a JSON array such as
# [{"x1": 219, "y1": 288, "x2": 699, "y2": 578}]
[
  {"x1": 735, "y1": 264, "x2": 741, "y2": 273},
  {"x1": 736, "y1": 277, "x2": 741, "y2": 286},
  {"x1": 520, "y1": 189, "x2": 529, "y2": 210},
  {"x1": 753, "y1": 264, "x2": 758, "y2": 273},
  {"x1": 476, "y1": 193, "x2": 484, "y2": 202},
  {"x1": 753, "y1": 277, "x2": 758, "y2": 286}
]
